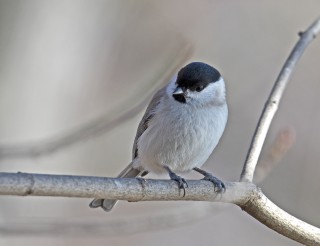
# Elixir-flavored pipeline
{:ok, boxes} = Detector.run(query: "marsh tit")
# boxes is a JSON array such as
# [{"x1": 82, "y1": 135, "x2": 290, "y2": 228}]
[{"x1": 90, "y1": 62, "x2": 228, "y2": 212}]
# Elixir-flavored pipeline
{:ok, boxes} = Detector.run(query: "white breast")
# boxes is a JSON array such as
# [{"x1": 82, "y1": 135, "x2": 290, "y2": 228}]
[{"x1": 135, "y1": 95, "x2": 228, "y2": 174}]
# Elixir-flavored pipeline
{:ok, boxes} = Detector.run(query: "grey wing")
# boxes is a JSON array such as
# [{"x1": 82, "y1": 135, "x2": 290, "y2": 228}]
[
  {"x1": 132, "y1": 86, "x2": 166, "y2": 160},
  {"x1": 89, "y1": 87, "x2": 166, "y2": 212}
]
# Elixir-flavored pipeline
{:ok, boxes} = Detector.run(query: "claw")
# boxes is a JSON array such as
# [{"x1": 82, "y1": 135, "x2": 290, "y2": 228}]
[
  {"x1": 172, "y1": 176, "x2": 188, "y2": 197},
  {"x1": 202, "y1": 174, "x2": 225, "y2": 192},
  {"x1": 193, "y1": 167, "x2": 225, "y2": 193},
  {"x1": 164, "y1": 166, "x2": 188, "y2": 197},
  {"x1": 136, "y1": 177, "x2": 147, "y2": 187}
]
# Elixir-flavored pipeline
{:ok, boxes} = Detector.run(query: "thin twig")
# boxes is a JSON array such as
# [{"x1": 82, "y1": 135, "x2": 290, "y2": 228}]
[
  {"x1": 0, "y1": 44, "x2": 192, "y2": 159},
  {"x1": 0, "y1": 16, "x2": 320, "y2": 246},
  {"x1": 0, "y1": 172, "x2": 319, "y2": 245},
  {"x1": 240, "y1": 17, "x2": 320, "y2": 182}
]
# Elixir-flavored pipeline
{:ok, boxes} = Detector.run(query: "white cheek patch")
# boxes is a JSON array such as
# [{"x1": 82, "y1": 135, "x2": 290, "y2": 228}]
[
  {"x1": 213, "y1": 78, "x2": 226, "y2": 101},
  {"x1": 187, "y1": 83, "x2": 215, "y2": 99},
  {"x1": 187, "y1": 77, "x2": 226, "y2": 105}
]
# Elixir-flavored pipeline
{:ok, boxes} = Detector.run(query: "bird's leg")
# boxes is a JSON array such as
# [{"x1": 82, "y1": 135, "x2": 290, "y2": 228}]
[
  {"x1": 164, "y1": 166, "x2": 188, "y2": 197},
  {"x1": 193, "y1": 167, "x2": 225, "y2": 192}
]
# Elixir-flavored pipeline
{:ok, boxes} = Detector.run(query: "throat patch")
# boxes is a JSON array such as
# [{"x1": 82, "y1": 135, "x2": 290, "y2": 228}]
[{"x1": 173, "y1": 94, "x2": 186, "y2": 103}]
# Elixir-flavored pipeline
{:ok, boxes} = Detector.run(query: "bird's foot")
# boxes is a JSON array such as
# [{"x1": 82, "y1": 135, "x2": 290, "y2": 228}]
[
  {"x1": 170, "y1": 173, "x2": 188, "y2": 197},
  {"x1": 136, "y1": 177, "x2": 147, "y2": 189},
  {"x1": 202, "y1": 174, "x2": 225, "y2": 192},
  {"x1": 165, "y1": 166, "x2": 188, "y2": 197},
  {"x1": 193, "y1": 167, "x2": 225, "y2": 192}
]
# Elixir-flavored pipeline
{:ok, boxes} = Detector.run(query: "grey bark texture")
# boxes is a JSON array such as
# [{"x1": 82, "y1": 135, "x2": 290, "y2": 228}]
[
  {"x1": 240, "y1": 17, "x2": 320, "y2": 182},
  {"x1": 0, "y1": 172, "x2": 319, "y2": 245},
  {"x1": 0, "y1": 16, "x2": 320, "y2": 246}
]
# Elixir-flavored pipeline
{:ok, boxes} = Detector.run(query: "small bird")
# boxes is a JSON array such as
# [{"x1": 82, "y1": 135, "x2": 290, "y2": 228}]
[{"x1": 90, "y1": 62, "x2": 228, "y2": 212}]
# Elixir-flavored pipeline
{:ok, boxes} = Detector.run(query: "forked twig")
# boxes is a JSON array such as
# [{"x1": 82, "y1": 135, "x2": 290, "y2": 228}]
[
  {"x1": 0, "y1": 17, "x2": 320, "y2": 246},
  {"x1": 240, "y1": 17, "x2": 320, "y2": 182},
  {"x1": 0, "y1": 172, "x2": 319, "y2": 245}
]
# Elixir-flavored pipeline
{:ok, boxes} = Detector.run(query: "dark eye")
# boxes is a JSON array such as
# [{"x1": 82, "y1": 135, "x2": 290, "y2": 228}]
[{"x1": 195, "y1": 85, "x2": 204, "y2": 92}]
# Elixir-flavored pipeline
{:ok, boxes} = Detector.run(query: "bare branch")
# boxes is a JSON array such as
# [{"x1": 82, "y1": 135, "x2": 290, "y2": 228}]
[
  {"x1": 0, "y1": 172, "x2": 253, "y2": 204},
  {"x1": 1, "y1": 15, "x2": 320, "y2": 246},
  {"x1": 0, "y1": 44, "x2": 192, "y2": 159},
  {"x1": 240, "y1": 17, "x2": 320, "y2": 182},
  {"x1": 0, "y1": 172, "x2": 319, "y2": 245},
  {"x1": 242, "y1": 192, "x2": 320, "y2": 246}
]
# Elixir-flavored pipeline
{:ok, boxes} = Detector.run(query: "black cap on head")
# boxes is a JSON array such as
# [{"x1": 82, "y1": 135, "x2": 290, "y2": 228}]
[{"x1": 176, "y1": 62, "x2": 221, "y2": 91}]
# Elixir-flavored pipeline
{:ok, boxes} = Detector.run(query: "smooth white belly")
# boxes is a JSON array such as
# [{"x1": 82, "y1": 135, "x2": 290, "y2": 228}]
[{"x1": 135, "y1": 102, "x2": 227, "y2": 174}]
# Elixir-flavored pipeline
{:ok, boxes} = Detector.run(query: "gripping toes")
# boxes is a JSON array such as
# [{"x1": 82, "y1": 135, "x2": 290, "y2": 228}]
[
  {"x1": 165, "y1": 166, "x2": 188, "y2": 197},
  {"x1": 203, "y1": 175, "x2": 225, "y2": 192},
  {"x1": 172, "y1": 176, "x2": 188, "y2": 197}
]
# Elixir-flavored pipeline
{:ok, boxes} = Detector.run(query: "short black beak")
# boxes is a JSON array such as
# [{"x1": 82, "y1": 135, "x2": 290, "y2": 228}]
[
  {"x1": 173, "y1": 87, "x2": 184, "y2": 95},
  {"x1": 172, "y1": 87, "x2": 186, "y2": 103}
]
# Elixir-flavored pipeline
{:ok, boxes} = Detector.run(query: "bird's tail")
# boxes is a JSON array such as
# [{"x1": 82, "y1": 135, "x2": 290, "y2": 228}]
[{"x1": 89, "y1": 163, "x2": 141, "y2": 212}]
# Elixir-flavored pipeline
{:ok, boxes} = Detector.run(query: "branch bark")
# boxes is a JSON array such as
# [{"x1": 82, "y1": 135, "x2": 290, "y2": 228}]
[
  {"x1": 0, "y1": 172, "x2": 319, "y2": 245},
  {"x1": 0, "y1": 16, "x2": 320, "y2": 246},
  {"x1": 240, "y1": 17, "x2": 320, "y2": 182},
  {"x1": 0, "y1": 172, "x2": 253, "y2": 204}
]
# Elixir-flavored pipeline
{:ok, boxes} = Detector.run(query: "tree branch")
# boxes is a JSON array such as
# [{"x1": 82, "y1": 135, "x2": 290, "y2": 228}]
[
  {"x1": 1, "y1": 16, "x2": 320, "y2": 246},
  {"x1": 0, "y1": 172, "x2": 253, "y2": 204},
  {"x1": 0, "y1": 172, "x2": 319, "y2": 245},
  {"x1": 242, "y1": 191, "x2": 320, "y2": 246},
  {"x1": 240, "y1": 17, "x2": 320, "y2": 182}
]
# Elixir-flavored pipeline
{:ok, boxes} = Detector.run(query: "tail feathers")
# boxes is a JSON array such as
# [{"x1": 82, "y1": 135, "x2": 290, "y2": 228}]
[
  {"x1": 89, "y1": 199, "x2": 117, "y2": 212},
  {"x1": 89, "y1": 163, "x2": 142, "y2": 212},
  {"x1": 117, "y1": 163, "x2": 142, "y2": 178}
]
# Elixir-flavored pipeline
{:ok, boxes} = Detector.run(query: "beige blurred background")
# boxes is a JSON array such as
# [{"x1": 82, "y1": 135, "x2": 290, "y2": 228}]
[{"x1": 0, "y1": 0, "x2": 320, "y2": 245}]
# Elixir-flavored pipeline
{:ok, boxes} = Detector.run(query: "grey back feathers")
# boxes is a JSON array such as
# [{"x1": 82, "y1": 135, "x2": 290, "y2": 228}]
[
  {"x1": 89, "y1": 88, "x2": 165, "y2": 212},
  {"x1": 132, "y1": 87, "x2": 165, "y2": 160}
]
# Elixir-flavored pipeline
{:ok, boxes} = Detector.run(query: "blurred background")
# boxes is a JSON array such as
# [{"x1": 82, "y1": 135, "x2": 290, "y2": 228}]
[{"x1": 0, "y1": 0, "x2": 320, "y2": 245}]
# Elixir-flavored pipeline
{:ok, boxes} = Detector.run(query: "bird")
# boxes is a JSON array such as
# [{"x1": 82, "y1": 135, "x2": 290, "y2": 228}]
[{"x1": 89, "y1": 62, "x2": 228, "y2": 212}]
